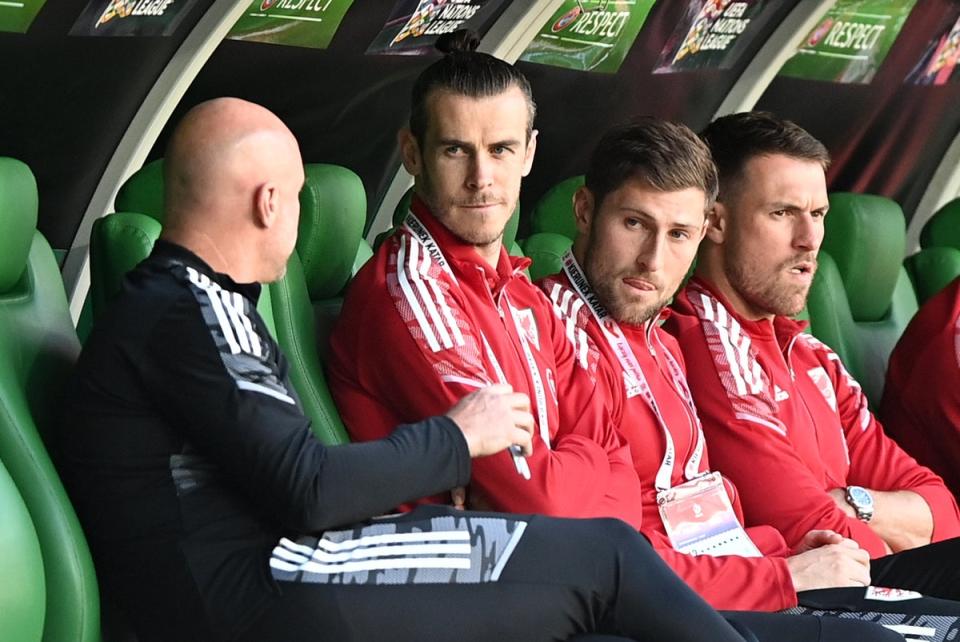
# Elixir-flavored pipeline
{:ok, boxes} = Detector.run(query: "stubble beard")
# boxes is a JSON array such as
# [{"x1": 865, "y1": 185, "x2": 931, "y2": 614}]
[
  {"x1": 584, "y1": 240, "x2": 669, "y2": 327},
  {"x1": 418, "y1": 169, "x2": 507, "y2": 248},
  {"x1": 724, "y1": 245, "x2": 816, "y2": 317}
]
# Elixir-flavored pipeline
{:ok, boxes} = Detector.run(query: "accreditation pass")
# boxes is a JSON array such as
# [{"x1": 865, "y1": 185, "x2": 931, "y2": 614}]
[{"x1": 657, "y1": 472, "x2": 761, "y2": 558}]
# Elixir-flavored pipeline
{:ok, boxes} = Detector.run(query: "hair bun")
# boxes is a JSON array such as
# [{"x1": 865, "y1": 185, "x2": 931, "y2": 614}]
[{"x1": 435, "y1": 29, "x2": 481, "y2": 54}]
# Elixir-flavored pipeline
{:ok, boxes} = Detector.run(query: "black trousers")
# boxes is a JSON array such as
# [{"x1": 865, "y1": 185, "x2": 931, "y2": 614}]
[
  {"x1": 238, "y1": 508, "x2": 897, "y2": 642},
  {"x1": 872, "y1": 536, "x2": 960, "y2": 600},
  {"x1": 789, "y1": 537, "x2": 960, "y2": 641}
]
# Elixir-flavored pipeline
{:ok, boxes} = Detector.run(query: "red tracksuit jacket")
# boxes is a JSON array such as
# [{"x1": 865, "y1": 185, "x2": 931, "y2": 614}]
[
  {"x1": 328, "y1": 198, "x2": 644, "y2": 527},
  {"x1": 540, "y1": 266, "x2": 796, "y2": 612},
  {"x1": 666, "y1": 277, "x2": 960, "y2": 558},
  {"x1": 882, "y1": 277, "x2": 960, "y2": 499}
]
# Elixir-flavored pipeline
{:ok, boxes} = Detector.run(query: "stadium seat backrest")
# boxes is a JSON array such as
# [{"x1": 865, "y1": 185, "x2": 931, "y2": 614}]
[
  {"x1": 806, "y1": 193, "x2": 918, "y2": 405},
  {"x1": 267, "y1": 164, "x2": 367, "y2": 446},
  {"x1": 114, "y1": 157, "x2": 164, "y2": 220},
  {"x1": 919, "y1": 196, "x2": 960, "y2": 251},
  {"x1": 907, "y1": 197, "x2": 960, "y2": 303},
  {"x1": 522, "y1": 232, "x2": 573, "y2": 282},
  {"x1": 530, "y1": 175, "x2": 584, "y2": 240},
  {"x1": 0, "y1": 157, "x2": 101, "y2": 642},
  {"x1": 905, "y1": 246, "x2": 960, "y2": 304},
  {"x1": 0, "y1": 458, "x2": 45, "y2": 642}
]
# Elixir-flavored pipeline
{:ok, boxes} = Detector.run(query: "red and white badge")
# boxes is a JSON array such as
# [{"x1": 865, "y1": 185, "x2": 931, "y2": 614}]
[{"x1": 657, "y1": 472, "x2": 761, "y2": 558}]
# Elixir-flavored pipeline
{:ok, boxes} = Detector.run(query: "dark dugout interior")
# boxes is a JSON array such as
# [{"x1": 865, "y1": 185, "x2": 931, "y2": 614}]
[{"x1": 0, "y1": 1, "x2": 958, "y2": 252}]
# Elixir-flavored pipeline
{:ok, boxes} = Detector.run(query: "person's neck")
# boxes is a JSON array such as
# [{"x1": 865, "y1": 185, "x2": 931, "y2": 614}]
[
  {"x1": 694, "y1": 258, "x2": 774, "y2": 322},
  {"x1": 475, "y1": 239, "x2": 502, "y2": 270},
  {"x1": 161, "y1": 227, "x2": 261, "y2": 284}
]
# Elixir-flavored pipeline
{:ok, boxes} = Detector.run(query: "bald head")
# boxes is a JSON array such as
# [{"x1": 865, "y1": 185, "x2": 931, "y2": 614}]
[
  {"x1": 165, "y1": 98, "x2": 298, "y2": 219},
  {"x1": 161, "y1": 98, "x2": 305, "y2": 283}
]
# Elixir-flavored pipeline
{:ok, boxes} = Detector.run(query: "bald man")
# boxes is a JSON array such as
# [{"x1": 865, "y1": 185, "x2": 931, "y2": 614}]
[{"x1": 59, "y1": 98, "x2": 765, "y2": 642}]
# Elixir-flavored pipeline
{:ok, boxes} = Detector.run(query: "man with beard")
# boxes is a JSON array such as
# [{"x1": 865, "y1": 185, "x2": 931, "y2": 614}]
[
  {"x1": 541, "y1": 118, "x2": 960, "y2": 627},
  {"x1": 328, "y1": 35, "x2": 646, "y2": 528},
  {"x1": 665, "y1": 111, "x2": 960, "y2": 597}
]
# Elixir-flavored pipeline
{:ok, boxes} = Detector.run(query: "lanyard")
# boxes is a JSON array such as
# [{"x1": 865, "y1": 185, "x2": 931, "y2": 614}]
[
  {"x1": 561, "y1": 250, "x2": 703, "y2": 491},
  {"x1": 403, "y1": 212, "x2": 551, "y2": 448}
]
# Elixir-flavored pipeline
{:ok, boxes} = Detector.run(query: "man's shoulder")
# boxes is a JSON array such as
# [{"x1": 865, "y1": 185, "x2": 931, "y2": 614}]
[
  {"x1": 536, "y1": 271, "x2": 594, "y2": 331},
  {"x1": 97, "y1": 257, "x2": 198, "y2": 340},
  {"x1": 74, "y1": 258, "x2": 207, "y2": 397},
  {"x1": 338, "y1": 234, "x2": 401, "y2": 317},
  {"x1": 663, "y1": 286, "x2": 707, "y2": 340}
]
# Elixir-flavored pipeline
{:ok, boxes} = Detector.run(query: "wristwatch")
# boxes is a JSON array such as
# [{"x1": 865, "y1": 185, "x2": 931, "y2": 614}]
[{"x1": 845, "y1": 486, "x2": 874, "y2": 522}]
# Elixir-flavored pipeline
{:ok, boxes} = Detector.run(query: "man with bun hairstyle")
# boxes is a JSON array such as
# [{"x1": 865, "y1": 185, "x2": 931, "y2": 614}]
[
  {"x1": 330, "y1": 34, "x2": 901, "y2": 642},
  {"x1": 330, "y1": 30, "x2": 645, "y2": 527}
]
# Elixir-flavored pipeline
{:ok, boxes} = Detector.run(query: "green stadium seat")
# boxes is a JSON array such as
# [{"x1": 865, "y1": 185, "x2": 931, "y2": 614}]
[
  {"x1": 905, "y1": 197, "x2": 960, "y2": 304},
  {"x1": 522, "y1": 231, "x2": 572, "y2": 282},
  {"x1": 919, "y1": 196, "x2": 960, "y2": 250},
  {"x1": 269, "y1": 164, "x2": 368, "y2": 446},
  {"x1": 530, "y1": 175, "x2": 583, "y2": 240},
  {"x1": 0, "y1": 157, "x2": 102, "y2": 642},
  {"x1": 0, "y1": 458, "x2": 45, "y2": 642},
  {"x1": 806, "y1": 193, "x2": 918, "y2": 405},
  {"x1": 905, "y1": 246, "x2": 960, "y2": 304},
  {"x1": 520, "y1": 176, "x2": 584, "y2": 280}
]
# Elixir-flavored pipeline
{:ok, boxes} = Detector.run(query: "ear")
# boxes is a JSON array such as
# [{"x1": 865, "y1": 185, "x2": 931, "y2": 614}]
[
  {"x1": 705, "y1": 202, "x2": 727, "y2": 244},
  {"x1": 398, "y1": 128, "x2": 422, "y2": 176},
  {"x1": 572, "y1": 185, "x2": 595, "y2": 236},
  {"x1": 521, "y1": 129, "x2": 538, "y2": 177},
  {"x1": 254, "y1": 182, "x2": 280, "y2": 229}
]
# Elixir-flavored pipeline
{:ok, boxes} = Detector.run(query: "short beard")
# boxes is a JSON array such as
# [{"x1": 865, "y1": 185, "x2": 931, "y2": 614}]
[
  {"x1": 724, "y1": 252, "x2": 815, "y2": 317},
  {"x1": 418, "y1": 167, "x2": 506, "y2": 248},
  {"x1": 584, "y1": 239, "x2": 669, "y2": 326}
]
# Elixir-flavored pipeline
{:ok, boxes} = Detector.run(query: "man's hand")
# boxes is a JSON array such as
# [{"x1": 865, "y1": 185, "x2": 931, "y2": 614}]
[
  {"x1": 446, "y1": 384, "x2": 535, "y2": 458},
  {"x1": 792, "y1": 529, "x2": 844, "y2": 555},
  {"x1": 786, "y1": 540, "x2": 870, "y2": 593}
]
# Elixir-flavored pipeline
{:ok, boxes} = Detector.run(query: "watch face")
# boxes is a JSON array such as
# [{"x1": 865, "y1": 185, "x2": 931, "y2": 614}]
[{"x1": 849, "y1": 486, "x2": 873, "y2": 508}]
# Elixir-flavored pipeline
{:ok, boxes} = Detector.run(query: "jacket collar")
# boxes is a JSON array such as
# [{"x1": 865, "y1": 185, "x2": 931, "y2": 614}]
[
  {"x1": 409, "y1": 194, "x2": 531, "y2": 290},
  {"x1": 687, "y1": 276, "x2": 806, "y2": 348},
  {"x1": 558, "y1": 262, "x2": 671, "y2": 349},
  {"x1": 151, "y1": 239, "x2": 262, "y2": 302}
]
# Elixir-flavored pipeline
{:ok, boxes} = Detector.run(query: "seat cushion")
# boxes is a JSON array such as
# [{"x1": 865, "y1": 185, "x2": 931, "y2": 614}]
[{"x1": 0, "y1": 460, "x2": 45, "y2": 642}]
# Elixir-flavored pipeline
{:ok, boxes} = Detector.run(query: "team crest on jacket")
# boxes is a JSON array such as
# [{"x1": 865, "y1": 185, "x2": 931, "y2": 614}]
[
  {"x1": 514, "y1": 307, "x2": 540, "y2": 351},
  {"x1": 807, "y1": 366, "x2": 837, "y2": 412}
]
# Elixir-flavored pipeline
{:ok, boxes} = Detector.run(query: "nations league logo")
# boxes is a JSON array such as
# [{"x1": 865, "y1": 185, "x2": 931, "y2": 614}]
[
  {"x1": 391, "y1": 0, "x2": 448, "y2": 45},
  {"x1": 96, "y1": 0, "x2": 135, "y2": 27},
  {"x1": 95, "y1": 0, "x2": 176, "y2": 29}
]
